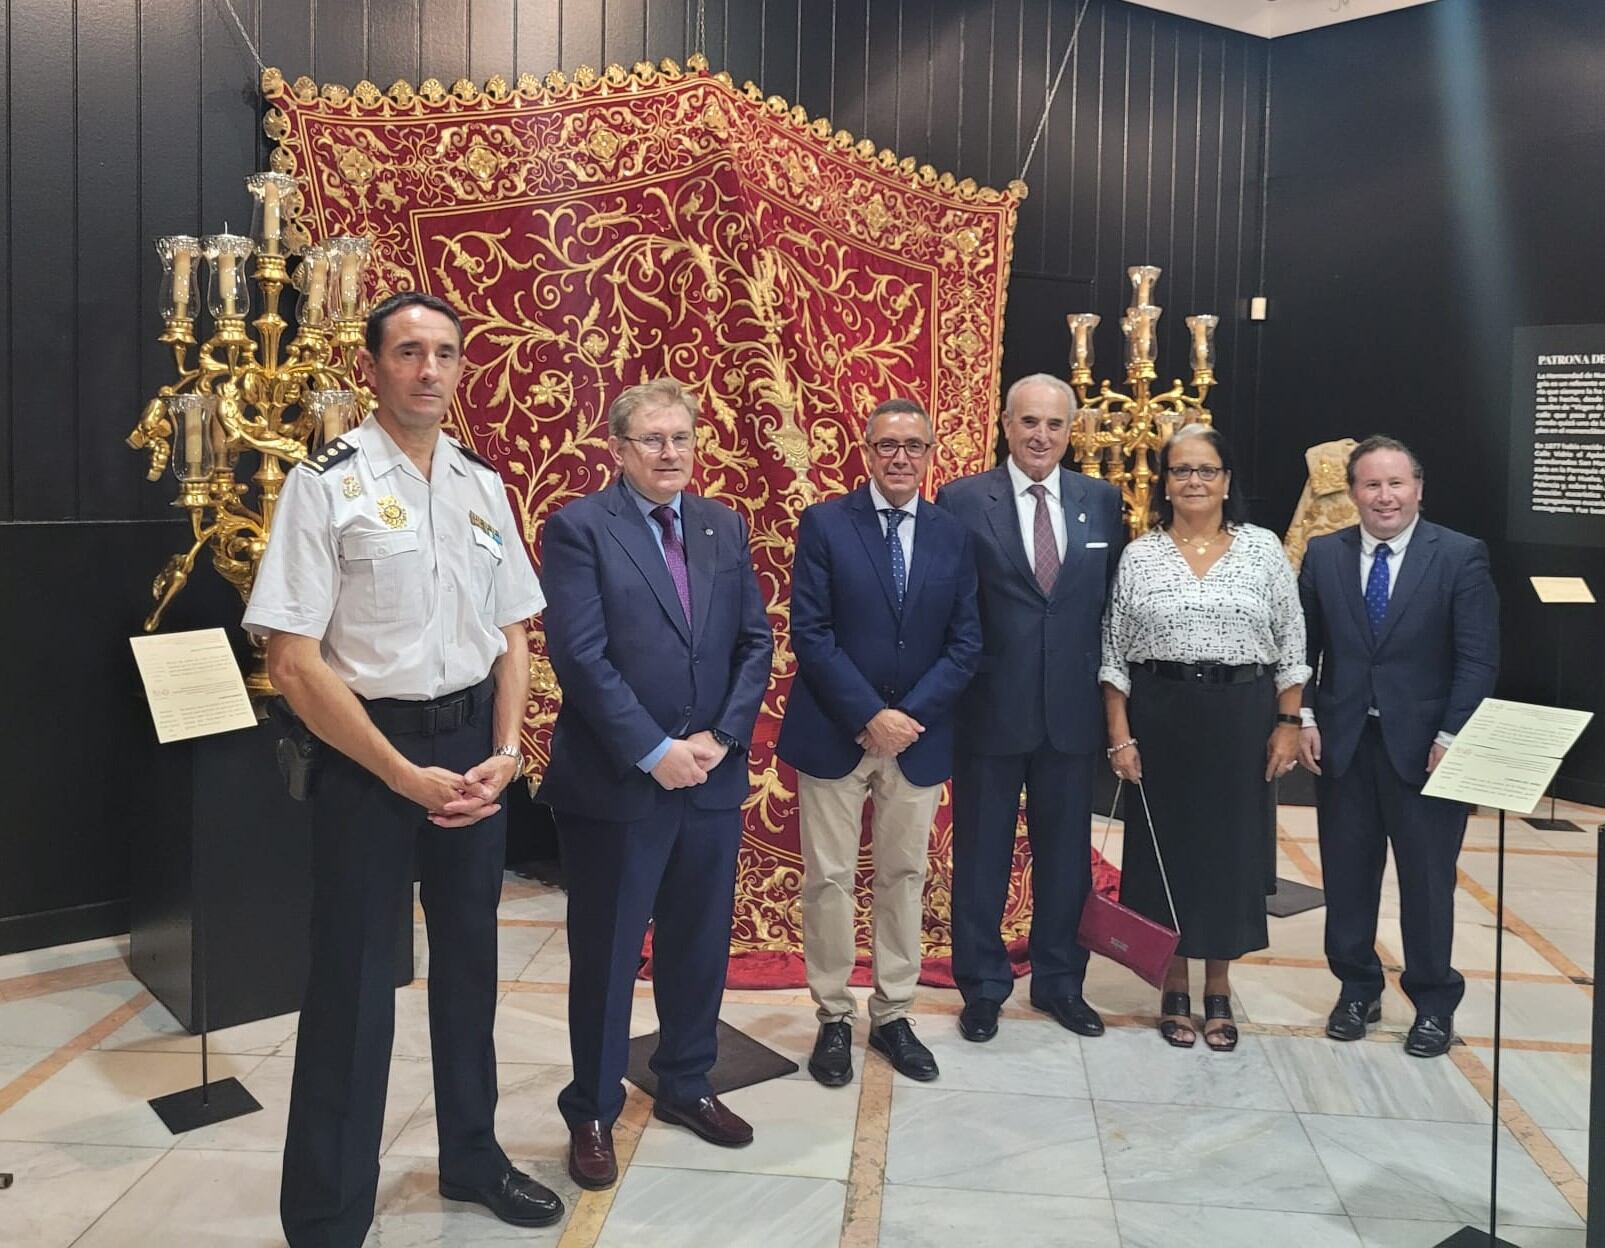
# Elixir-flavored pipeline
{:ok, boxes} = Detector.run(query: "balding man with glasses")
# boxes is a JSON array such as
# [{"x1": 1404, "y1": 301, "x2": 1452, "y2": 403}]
[{"x1": 778, "y1": 398, "x2": 981, "y2": 1086}]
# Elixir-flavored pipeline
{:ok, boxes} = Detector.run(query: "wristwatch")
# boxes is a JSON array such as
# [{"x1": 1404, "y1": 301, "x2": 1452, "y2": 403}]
[
  {"x1": 710, "y1": 728, "x2": 742, "y2": 753},
  {"x1": 493, "y1": 743, "x2": 524, "y2": 772}
]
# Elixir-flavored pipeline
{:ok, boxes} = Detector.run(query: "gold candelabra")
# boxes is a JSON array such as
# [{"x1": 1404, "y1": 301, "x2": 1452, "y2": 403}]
[
  {"x1": 1067, "y1": 265, "x2": 1220, "y2": 539},
  {"x1": 126, "y1": 170, "x2": 374, "y2": 696}
]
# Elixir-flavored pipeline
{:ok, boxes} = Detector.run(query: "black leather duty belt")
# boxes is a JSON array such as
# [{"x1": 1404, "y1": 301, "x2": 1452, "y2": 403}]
[
  {"x1": 1139, "y1": 660, "x2": 1268, "y2": 685},
  {"x1": 363, "y1": 677, "x2": 494, "y2": 736}
]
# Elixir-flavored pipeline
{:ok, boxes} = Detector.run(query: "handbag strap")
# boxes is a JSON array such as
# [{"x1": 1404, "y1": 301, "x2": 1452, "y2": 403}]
[{"x1": 1097, "y1": 780, "x2": 1180, "y2": 932}]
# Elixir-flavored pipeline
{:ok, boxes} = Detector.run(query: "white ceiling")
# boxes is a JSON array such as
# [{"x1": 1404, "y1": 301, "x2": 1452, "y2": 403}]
[{"x1": 1120, "y1": 0, "x2": 1439, "y2": 39}]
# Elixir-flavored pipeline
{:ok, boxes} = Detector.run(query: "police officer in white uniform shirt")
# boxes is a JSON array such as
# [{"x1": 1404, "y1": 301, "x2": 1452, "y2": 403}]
[{"x1": 243, "y1": 291, "x2": 560, "y2": 1245}]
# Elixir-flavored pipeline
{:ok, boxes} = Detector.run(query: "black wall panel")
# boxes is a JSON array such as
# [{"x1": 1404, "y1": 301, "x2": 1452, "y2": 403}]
[{"x1": 3, "y1": 0, "x2": 1268, "y2": 947}]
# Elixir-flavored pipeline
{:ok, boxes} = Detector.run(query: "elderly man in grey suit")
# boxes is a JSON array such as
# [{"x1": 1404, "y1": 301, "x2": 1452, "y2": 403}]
[{"x1": 935, "y1": 374, "x2": 1123, "y2": 1043}]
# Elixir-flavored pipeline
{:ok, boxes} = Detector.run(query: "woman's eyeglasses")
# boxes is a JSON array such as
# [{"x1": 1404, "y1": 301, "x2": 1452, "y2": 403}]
[{"x1": 1167, "y1": 464, "x2": 1223, "y2": 482}]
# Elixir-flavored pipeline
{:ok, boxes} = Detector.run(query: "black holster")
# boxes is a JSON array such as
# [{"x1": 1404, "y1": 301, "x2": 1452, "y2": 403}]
[{"x1": 267, "y1": 697, "x2": 322, "y2": 801}]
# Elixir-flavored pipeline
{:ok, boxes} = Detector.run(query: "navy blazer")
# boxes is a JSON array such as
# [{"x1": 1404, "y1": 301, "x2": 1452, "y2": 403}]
[
  {"x1": 535, "y1": 479, "x2": 774, "y2": 822},
  {"x1": 935, "y1": 465, "x2": 1123, "y2": 757},
  {"x1": 1299, "y1": 520, "x2": 1499, "y2": 782},
  {"x1": 776, "y1": 485, "x2": 982, "y2": 787}
]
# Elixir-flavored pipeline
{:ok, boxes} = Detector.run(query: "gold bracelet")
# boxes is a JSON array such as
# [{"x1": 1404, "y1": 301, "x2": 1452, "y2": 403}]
[{"x1": 1105, "y1": 738, "x2": 1137, "y2": 758}]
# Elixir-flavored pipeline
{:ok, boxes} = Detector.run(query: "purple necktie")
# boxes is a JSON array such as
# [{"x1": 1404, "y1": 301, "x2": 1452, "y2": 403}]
[
  {"x1": 651, "y1": 503, "x2": 693, "y2": 630},
  {"x1": 1028, "y1": 483, "x2": 1060, "y2": 595}
]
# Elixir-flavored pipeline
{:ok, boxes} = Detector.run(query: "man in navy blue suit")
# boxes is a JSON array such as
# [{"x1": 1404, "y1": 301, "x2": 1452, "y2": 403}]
[
  {"x1": 935, "y1": 375, "x2": 1123, "y2": 1043},
  {"x1": 537, "y1": 378, "x2": 773, "y2": 1187},
  {"x1": 1298, "y1": 435, "x2": 1499, "y2": 1058},
  {"x1": 778, "y1": 398, "x2": 981, "y2": 1087}
]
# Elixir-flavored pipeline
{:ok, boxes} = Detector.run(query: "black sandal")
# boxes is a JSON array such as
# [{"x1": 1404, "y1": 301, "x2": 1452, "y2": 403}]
[
  {"x1": 1158, "y1": 991, "x2": 1195, "y2": 1048},
  {"x1": 1202, "y1": 994, "x2": 1239, "y2": 1052}
]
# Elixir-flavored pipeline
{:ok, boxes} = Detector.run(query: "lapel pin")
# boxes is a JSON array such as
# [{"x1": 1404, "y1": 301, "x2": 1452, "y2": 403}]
[
  {"x1": 704, "y1": 527, "x2": 714, "y2": 536},
  {"x1": 1078, "y1": 512, "x2": 1086, "y2": 523}
]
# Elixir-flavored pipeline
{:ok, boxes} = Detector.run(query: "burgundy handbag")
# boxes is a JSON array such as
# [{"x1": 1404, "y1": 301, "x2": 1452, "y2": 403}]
[{"x1": 1077, "y1": 781, "x2": 1180, "y2": 989}]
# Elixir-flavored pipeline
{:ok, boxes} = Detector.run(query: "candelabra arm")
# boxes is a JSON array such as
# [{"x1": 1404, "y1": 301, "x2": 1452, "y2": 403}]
[{"x1": 144, "y1": 506, "x2": 222, "y2": 632}]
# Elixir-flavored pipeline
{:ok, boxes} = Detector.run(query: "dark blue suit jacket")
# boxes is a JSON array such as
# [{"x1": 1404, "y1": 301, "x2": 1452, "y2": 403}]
[
  {"x1": 776, "y1": 486, "x2": 982, "y2": 787},
  {"x1": 536, "y1": 479, "x2": 774, "y2": 822},
  {"x1": 1299, "y1": 520, "x2": 1499, "y2": 782},
  {"x1": 935, "y1": 465, "x2": 1123, "y2": 757}
]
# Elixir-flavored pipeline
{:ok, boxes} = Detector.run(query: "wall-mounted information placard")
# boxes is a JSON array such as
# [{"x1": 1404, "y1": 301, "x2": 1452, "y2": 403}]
[{"x1": 1508, "y1": 324, "x2": 1605, "y2": 547}]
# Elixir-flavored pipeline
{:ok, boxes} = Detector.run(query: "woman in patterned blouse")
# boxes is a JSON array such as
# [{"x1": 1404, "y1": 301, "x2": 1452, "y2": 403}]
[{"x1": 1099, "y1": 424, "x2": 1309, "y2": 1051}]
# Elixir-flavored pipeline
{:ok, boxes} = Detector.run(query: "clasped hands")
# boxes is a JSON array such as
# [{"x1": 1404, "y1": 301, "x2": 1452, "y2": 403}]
[
  {"x1": 856, "y1": 708, "x2": 924, "y2": 758},
  {"x1": 394, "y1": 753, "x2": 521, "y2": 828},
  {"x1": 650, "y1": 731, "x2": 731, "y2": 790}
]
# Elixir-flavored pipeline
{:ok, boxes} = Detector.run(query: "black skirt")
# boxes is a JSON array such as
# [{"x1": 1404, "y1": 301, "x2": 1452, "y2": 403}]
[{"x1": 1118, "y1": 664, "x2": 1277, "y2": 961}]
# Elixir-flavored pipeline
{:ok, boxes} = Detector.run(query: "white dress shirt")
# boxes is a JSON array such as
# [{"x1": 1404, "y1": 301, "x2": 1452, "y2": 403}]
[
  {"x1": 868, "y1": 480, "x2": 918, "y2": 576},
  {"x1": 1006, "y1": 455, "x2": 1066, "y2": 562}
]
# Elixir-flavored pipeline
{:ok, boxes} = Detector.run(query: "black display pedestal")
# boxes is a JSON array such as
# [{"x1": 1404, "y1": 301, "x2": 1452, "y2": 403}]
[{"x1": 131, "y1": 719, "x2": 411, "y2": 1033}]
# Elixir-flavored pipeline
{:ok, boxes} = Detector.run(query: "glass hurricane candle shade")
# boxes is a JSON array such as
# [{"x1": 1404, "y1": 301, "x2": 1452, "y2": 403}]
[
  {"x1": 203, "y1": 233, "x2": 256, "y2": 320},
  {"x1": 245, "y1": 172, "x2": 299, "y2": 256},
  {"x1": 1124, "y1": 304, "x2": 1162, "y2": 367},
  {"x1": 306, "y1": 389, "x2": 359, "y2": 445},
  {"x1": 295, "y1": 245, "x2": 333, "y2": 328},
  {"x1": 168, "y1": 394, "x2": 214, "y2": 482},
  {"x1": 156, "y1": 235, "x2": 202, "y2": 322},
  {"x1": 1068, "y1": 312, "x2": 1101, "y2": 370},
  {"x1": 1128, "y1": 265, "x2": 1162, "y2": 309},
  {"x1": 323, "y1": 235, "x2": 373, "y2": 321},
  {"x1": 1185, "y1": 314, "x2": 1219, "y2": 373}
]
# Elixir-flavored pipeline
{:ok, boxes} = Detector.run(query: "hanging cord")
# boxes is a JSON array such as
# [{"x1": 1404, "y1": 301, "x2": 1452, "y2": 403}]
[
  {"x1": 217, "y1": 0, "x2": 269, "y2": 76},
  {"x1": 1097, "y1": 779, "x2": 1180, "y2": 931},
  {"x1": 1017, "y1": 0, "x2": 1094, "y2": 185},
  {"x1": 695, "y1": 0, "x2": 707, "y2": 57}
]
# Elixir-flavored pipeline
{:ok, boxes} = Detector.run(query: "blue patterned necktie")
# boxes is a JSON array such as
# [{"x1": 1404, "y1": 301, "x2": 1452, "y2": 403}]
[
  {"x1": 881, "y1": 509, "x2": 908, "y2": 607},
  {"x1": 1365, "y1": 542, "x2": 1392, "y2": 636}
]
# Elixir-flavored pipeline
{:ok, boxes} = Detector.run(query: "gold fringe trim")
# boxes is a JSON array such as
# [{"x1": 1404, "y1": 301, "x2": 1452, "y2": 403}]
[{"x1": 259, "y1": 55, "x2": 1027, "y2": 206}]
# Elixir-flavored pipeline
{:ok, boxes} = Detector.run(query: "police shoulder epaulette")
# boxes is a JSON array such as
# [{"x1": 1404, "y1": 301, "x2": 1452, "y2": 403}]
[
  {"x1": 453, "y1": 439, "x2": 499, "y2": 473},
  {"x1": 298, "y1": 438, "x2": 358, "y2": 475}
]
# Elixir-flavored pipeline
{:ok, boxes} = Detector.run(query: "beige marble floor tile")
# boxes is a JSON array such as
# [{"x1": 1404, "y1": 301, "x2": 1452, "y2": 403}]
[
  {"x1": 1455, "y1": 977, "x2": 1593, "y2": 1045},
  {"x1": 94, "y1": 1000, "x2": 298, "y2": 1056},
  {"x1": 71, "y1": 1147, "x2": 285, "y2": 1247},
  {"x1": 1352, "y1": 1218, "x2": 1585, "y2": 1248},
  {"x1": 495, "y1": 886, "x2": 568, "y2": 923},
  {"x1": 387, "y1": 1060, "x2": 571, "y2": 1164},
  {"x1": 370, "y1": 1151, "x2": 577, "y2": 1244},
  {"x1": 0, "y1": 1141, "x2": 167, "y2": 1248},
  {"x1": 881, "y1": 1186, "x2": 1120, "y2": 1247},
  {"x1": 1083, "y1": 1028, "x2": 1292, "y2": 1111},
  {"x1": 516, "y1": 931, "x2": 571, "y2": 984},
  {"x1": 1260, "y1": 1033, "x2": 1489, "y2": 1121},
  {"x1": 1230, "y1": 962, "x2": 1411, "y2": 1031},
  {"x1": 0, "y1": 1049, "x2": 265, "y2": 1148},
  {"x1": 1116, "y1": 1201, "x2": 1361, "y2": 1247},
  {"x1": 0, "y1": 936, "x2": 129, "y2": 982},
  {"x1": 1494, "y1": 1050, "x2": 1590, "y2": 1131},
  {"x1": 0, "y1": 978, "x2": 148, "y2": 1053},
  {"x1": 633, "y1": 1069, "x2": 860, "y2": 1180},
  {"x1": 597, "y1": 1167, "x2": 845, "y2": 1248}
]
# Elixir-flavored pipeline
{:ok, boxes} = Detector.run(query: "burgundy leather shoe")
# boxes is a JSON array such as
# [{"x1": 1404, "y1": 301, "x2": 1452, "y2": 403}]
[
  {"x1": 567, "y1": 1120, "x2": 618, "y2": 1190},
  {"x1": 652, "y1": 1094, "x2": 754, "y2": 1147}
]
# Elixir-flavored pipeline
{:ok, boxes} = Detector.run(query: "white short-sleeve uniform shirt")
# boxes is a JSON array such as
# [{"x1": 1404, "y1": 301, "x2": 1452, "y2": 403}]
[{"x1": 243, "y1": 415, "x2": 545, "y2": 701}]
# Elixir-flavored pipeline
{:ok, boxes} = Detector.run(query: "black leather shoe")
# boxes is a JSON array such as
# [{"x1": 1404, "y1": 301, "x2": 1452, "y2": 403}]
[
  {"x1": 958, "y1": 999, "x2": 1001, "y2": 1043},
  {"x1": 439, "y1": 1166, "x2": 564, "y2": 1228},
  {"x1": 653, "y1": 1094, "x2": 754, "y2": 1147},
  {"x1": 1031, "y1": 994, "x2": 1105, "y2": 1037},
  {"x1": 807, "y1": 1020, "x2": 854, "y2": 1087},
  {"x1": 1326, "y1": 998, "x2": 1382, "y2": 1042},
  {"x1": 567, "y1": 1120, "x2": 617, "y2": 1190},
  {"x1": 868, "y1": 1018, "x2": 939, "y2": 1080},
  {"x1": 1405, "y1": 1014, "x2": 1454, "y2": 1058}
]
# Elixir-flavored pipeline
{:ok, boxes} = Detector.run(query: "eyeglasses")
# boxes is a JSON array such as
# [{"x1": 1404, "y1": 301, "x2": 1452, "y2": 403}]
[
  {"x1": 1167, "y1": 464, "x2": 1223, "y2": 482},
  {"x1": 868, "y1": 439, "x2": 933, "y2": 459},
  {"x1": 619, "y1": 432, "x2": 694, "y2": 454}
]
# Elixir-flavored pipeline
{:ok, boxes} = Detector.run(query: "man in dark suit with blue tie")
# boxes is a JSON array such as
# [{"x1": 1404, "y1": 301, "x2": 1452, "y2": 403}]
[
  {"x1": 935, "y1": 374, "x2": 1123, "y2": 1043},
  {"x1": 537, "y1": 378, "x2": 773, "y2": 1186},
  {"x1": 1298, "y1": 436, "x2": 1499, "y2": 1058},
  {"x1": 777, "y1": 398, "x2": 981, "y2": 1086}
]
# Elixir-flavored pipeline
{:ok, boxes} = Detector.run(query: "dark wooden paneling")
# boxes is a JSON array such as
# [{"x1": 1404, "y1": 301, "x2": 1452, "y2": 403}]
[
  {"x1": 313, "y1": 0, "x2": 367, "y2": 88},
  {"x1": 470, "y1": 0, "x2": 517, "y2": 81},
  {"x1": 260, "y1": 0, "x2": 314, "y2": 84},
  {"x1": 602, "y1": 0, "x2": 646, "y2": 67},
  {"x1": 559, "y1": 0, "x2": 603, "y2": 70},
  {"x1": 516, "y1": 0, "x2": 562, "y2": 73},
  {"x1": 760, "y1": 0, "x2": 800, "y2": 105},
  {"x1": 830, "y1": 0, "x2": 868, "y2": 140},
  {"x1": 368, "y1": 0, "x2": 422, "y2": 87},
  {"x1": 0, "y1": 0, "x2": 11, "y2": 520},
  {"x1": 643, "y1": 0, "x2": 688, "y2": 68},
  {"x1": 421, "y1": 0, "x2": 471, "y2": 84},
  {"x1": 924, "y1": 0, "x2": 962, "y2": 175}
]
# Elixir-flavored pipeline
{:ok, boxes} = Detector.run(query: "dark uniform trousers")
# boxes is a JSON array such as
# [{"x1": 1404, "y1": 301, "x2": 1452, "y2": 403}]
[
  {"x1": 950, "y1": 744, "x2": 1095, "y2": 1004},
  {"x1": 281, "y1": 691, "x2": 508, "y2": 1248},
  {"x1": 1317, "y1": 717, "x2": 1468, "y2": 1018},
  {"x1": 555, "y1": 787, "x2": 742, "y2": 1129}
]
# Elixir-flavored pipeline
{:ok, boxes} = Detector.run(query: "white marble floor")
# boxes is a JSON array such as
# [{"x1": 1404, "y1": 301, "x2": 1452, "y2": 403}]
[{"x1": 0, "y1": 799, "x2": 1594, "y2": 1246}]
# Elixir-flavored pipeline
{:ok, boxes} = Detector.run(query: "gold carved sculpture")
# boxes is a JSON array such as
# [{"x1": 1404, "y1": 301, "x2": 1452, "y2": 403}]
[
  {"x1": 126, "y1": 172, "x2": 374, "y2": 697},
  {"x1": 1283, "y1": 438, "x2": 1360, "y2": 571},
  {"x1": 1066, "y1": 265, "x2": 1218, "y2": 539}
]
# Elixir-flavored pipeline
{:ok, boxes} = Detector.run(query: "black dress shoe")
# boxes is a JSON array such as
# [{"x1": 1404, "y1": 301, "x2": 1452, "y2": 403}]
[
  {"x1": 1326, "y1": 998, "x2": 1382, "y2": 1042},
  {"x1": 1405, "y1": 1014, "x2": 1454, "y2": 1058},
  {"x1": 807, "y1": 1020, "x2": 854, "y2": 1087},
  {"x1": 1031, "y1": 994, "x2": 1105, "y2": 1037},
  {"x1": 567, "y1": 1120, "x2": 617, "y2": 1190},
  {"x1": 653, "y1": 1094, "x2": 754, "y2": 1147},
  {"x1": 439, "y1": 1166, "x2": 564, "y2": 1227},
  {"x1": 958, "y1": 998, "x2": 1001, "y2": 1043},
  {"x1": 869, "y1": 1017, "x2": 939, "y2": 1080}
]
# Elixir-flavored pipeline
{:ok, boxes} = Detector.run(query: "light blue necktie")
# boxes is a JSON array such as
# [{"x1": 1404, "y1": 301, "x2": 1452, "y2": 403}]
[
  {"x1": 881, "y1": 509, "x2": 908, "y2": 607},
  {"x1": 1365, "y1": 542, "x2": 1392, "y2": 637}
]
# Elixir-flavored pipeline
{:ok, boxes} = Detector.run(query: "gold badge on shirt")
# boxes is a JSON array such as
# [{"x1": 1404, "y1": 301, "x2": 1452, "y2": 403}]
[
  {"x1": 341, "y1": 474, "x2": 362, "y2": 499},
  {"x1": 377, "y1": 495, "x2": 407, "y2": 530}
]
